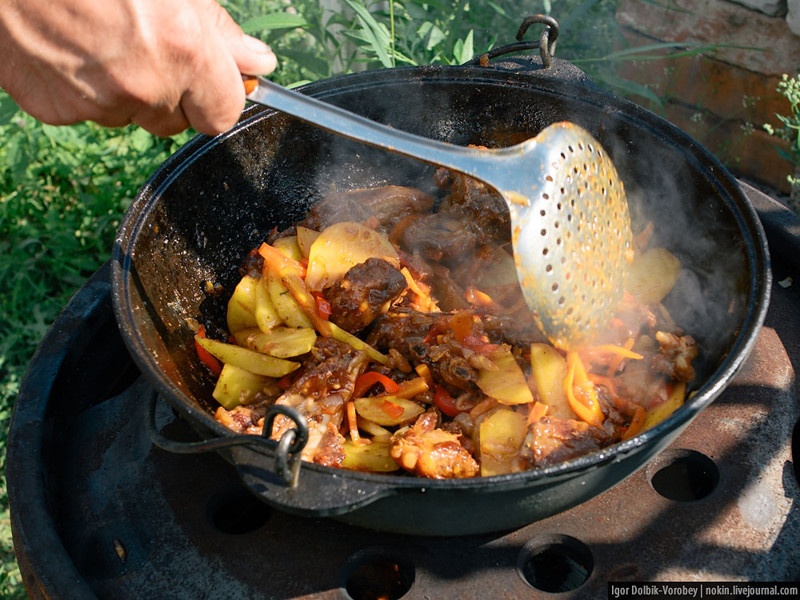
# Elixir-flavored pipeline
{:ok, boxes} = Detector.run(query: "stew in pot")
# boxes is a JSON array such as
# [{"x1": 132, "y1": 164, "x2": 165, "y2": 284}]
[{"x1": 192, "y1": 167, "x2": 697, "y2": 479}]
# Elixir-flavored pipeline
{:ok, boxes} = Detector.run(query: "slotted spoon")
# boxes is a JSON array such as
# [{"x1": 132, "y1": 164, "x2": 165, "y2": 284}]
[{"x1": 243, "y1": 76, "x2": 632, "y2": 349}]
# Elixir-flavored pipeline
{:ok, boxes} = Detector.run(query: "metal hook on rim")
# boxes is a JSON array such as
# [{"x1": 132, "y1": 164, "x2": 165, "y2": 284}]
[
  {"x1": 517, "y1": 14, "x2": 559, "y2": 68},
  {"x1": 263, "y1": 404, "x2": 309, "y2": 487}
]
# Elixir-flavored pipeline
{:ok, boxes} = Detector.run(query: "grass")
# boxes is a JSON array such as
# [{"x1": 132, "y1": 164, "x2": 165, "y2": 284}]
[{"x1": 0, "y1": 0, "x2": 722, "y2": 595}]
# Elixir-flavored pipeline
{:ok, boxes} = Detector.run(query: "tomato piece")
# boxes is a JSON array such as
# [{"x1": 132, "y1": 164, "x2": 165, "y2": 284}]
[
  {"x1": 194, "y1": 325, "x2": 222, "y2": 376},
  {"x1": 312, "y1": 292, "x2": 332, "y2": 320},
  {"x1": 354, "y1": 371, "x2": 402, "y2": 398},
  {"x1": 433, "y1": 385, "x2": 463, "y2": 417},
  {"x1": 380, "y1": 399, "x2": 405, "y2": 420}
]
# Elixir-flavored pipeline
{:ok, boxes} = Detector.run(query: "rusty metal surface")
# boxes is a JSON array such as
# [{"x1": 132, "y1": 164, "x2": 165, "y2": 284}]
[{"x1": 9, "y1": 185, "x2": 800, "y2": 599}]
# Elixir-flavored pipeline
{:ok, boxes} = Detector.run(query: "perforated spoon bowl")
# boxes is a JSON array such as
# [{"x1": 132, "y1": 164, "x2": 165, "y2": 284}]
[{"x1": 244, "y1": 76, "x2": 632, "y2": 349}]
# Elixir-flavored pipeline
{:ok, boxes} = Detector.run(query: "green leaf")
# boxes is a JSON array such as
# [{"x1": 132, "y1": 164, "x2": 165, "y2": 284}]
[
  {"x1": 129, "y1": 127, "x2": 155, "y2": 153},
  {"x1": 242, "y1": 13, "x2": 308, "y2": 33},
  {"x1": 453, "y1": 30, "x2": 474, "y2": 65},
  {"x1": 344, "y1": 0, "x2": 393, "y2": 68},
  {"x1": 0, "y1": 93, "x2": 20, "y2": 125}
]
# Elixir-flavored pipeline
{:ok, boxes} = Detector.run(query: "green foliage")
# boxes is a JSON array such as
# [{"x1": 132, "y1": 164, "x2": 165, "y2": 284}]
[
  {"x1": 764, "y1": 73, "x2": 800, "y2": 187},
  {"x1": 234, "y1": 0, "x2": 626, "y2": 82},
  {"x1": 0, "y1": 93, "x2": 190, "y2": 595}
]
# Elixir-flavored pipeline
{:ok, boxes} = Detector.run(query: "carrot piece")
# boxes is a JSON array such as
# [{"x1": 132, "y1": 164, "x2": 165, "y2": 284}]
[
  {"x1": 592, "y1": 343, "x2": 644, "y2": 360},
  {"x1": 605, "y1": 338, "x2": 639, "y2": 377},
  {"x1": 621, "y1": 405, "x2": 647, "y2": 440},
  {"x1": 414, "y1": 363, "x2": 434, "y2": 388},
  {"x1": 526, "y1": 401, "x2": 549, "y2": 426},
  {"x1": 258, "y1": 242, "x2": 332, "y2": 337},
  {"x1": 392, "y1": 376, "x2": 429, "y2": 399},
  {"x1": 347, "y1": 401, "x2": 368, "y2": 446}
]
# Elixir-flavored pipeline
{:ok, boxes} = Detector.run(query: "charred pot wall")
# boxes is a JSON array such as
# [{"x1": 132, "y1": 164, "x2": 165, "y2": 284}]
[{"x1": 615, "y1": 0, "x2": 800, "y2": 197}]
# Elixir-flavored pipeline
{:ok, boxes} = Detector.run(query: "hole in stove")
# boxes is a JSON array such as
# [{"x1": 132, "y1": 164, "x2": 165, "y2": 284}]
[
  {"x1": 339, "y1": 547, "x2": 415, "y2": 600},
  {"x1": 207, "y1": 485, "x2": 272, "y2": 535},
  {"x1": 647, "y1": 448, "x2": 719, "y2": 501},
  {"x1": 518, "y1": 534, "x2": 593, "y2": 593}
]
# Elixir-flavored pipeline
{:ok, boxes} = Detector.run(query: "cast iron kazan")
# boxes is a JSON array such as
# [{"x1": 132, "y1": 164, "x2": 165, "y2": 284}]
[{"x1": 112, "y1": 19, "x2": 770, "y2": 536}]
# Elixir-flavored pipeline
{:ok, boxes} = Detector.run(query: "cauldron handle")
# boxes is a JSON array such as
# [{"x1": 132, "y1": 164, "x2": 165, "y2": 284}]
[
  {"x1": 465, "y1": 14, "x2": 559, "y2": 67},
  {"x1": 144, "y1": 391, "x2": 307, "y2": 486},
  {"x1": 145, "y1": 392, "x2": 393, "y2": 515}
]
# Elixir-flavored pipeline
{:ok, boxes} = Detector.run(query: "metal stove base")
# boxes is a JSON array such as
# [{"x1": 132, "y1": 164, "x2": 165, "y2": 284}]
[{"x1": 8, "y1": 183, "x2": 800, "y2": 599}]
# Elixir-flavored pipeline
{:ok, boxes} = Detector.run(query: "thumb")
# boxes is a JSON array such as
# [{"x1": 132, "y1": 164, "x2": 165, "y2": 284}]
[
  {"x1": 211, "y1": 1, "x2": 277, "y2": 76},
  {"x1": 234, "y1": 34, "x2": 278, "y2": 76}
]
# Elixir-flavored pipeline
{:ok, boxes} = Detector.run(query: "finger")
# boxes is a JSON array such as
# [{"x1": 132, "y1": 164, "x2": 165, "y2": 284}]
[
  {"x1": 179, "y1": 58, "x2": 245, "y2": 136},
  {"x1": 131, "y1": 103, "x2": 191, "y2": 138}
]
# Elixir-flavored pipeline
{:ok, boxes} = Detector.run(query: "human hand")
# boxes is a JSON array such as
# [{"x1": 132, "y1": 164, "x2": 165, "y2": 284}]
[{"x1": 0, "y1": 0, "x2": 277, "y2": 136}]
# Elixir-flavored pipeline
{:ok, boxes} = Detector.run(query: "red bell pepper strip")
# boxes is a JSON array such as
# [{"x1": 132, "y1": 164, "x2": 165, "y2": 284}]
[
  {"x1": 433, "y1": 385, "x2": 463, "y2": 417},
  {"x1": 194, "y1": 325, "x2": 222, "y2": 376},
  {"x1": 354, "y1": 371, "x2": 401, "y2": 398}
]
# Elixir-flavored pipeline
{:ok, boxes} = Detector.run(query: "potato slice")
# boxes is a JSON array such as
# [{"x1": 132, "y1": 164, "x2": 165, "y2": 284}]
[
  {"x1": 234, "y1": 326, "x2": 317, "y2": 358},
  {"x1": 479, "y1": 407, "x2": 528, "y2": 476},
  {"x1": 272, "y1": 235, "x2": 303, "y2": 262},
  {"x1": 530, "y1": 343, "x2": 575, "y2": 420},
  {"x1": 254, "y1": 276, "x2": 282, "y2": 333},
  {"x1": 267, "y1": 270, "x2": 314, "y2": 329},
  {"x1": 627, "y1": 247, "x2": 682, "y2": 305},
  {"x1": 296, "y1": 226, "x2": 321, "y2": 258},
  {"x1": 212, "y1": 363, "x2": 273, "y2": 410},
  {"x1": 195, "y1": 336, "x2": 300, "y2": 377},
  {"x1": 356, "y1": 417, "x2": 393, "y2": 442},
  {"x1": 329, "y1": 322, "x2": 388, "y2": 364},
  {"x1": 643, "y1": 381, "x2": 686, "y2": 430},
  {"x1": 226, "y1": 275, "x2": 258, "y2": 334},
  {"x1": 341, "y1": 440, "x2": 399, "y2": 472},
  {"x1": 305, "y1": 221, "x2": 399, "y2": 291},
  {"x1": 476, "y1": 347, "x2": 534, "y2": 405},
  {"x1": 354, "y1": 396, "x2": 424, "y2": 426}
]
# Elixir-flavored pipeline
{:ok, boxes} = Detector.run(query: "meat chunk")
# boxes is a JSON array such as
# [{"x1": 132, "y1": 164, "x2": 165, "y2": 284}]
[
  {"x1": 519, "y1": 417, "x2": 612, "y2": 468},
  {"x1": 270, "y1": 338, "x2": 370, "y2": 465},
  {"x1": 400, "y1": 213, "x2": 483, "y2": 261},
  {"x1": 367, "y1": 308, "x2": 543, "y2": 392},
  {"x1": 214, "y1": 401, "x2": 268, "y2": 435},
  {"x1": 324, "y1": 258, "x2": 407, "y2": 333},
  {"x1": 300, "y1": 186, "x2": 435, "y2": 231},
  {"x1": 390, "y1": 410, "x2": 479, "y2": 478},
  {"x1": 652, "y1": 331, "x2": 698, "y2": 382},
  {"x1": 366, "y1": 309, "x2": 480, "y2": 392},
  {"x1": 400, "y1": 169, "x2": 510, "y2": 260}
]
